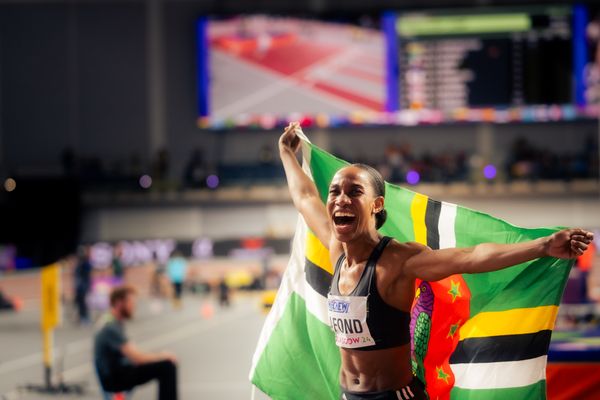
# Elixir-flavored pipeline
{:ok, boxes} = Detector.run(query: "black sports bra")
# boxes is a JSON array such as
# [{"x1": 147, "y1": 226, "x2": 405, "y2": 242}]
[{"x1": 328, "y1": 237, "x2": 411, "y2": 351}]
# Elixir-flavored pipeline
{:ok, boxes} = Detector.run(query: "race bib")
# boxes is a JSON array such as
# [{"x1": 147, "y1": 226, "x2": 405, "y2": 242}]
[{"x1": 327, "y1": 293, "x2": 375, "y2": 348}]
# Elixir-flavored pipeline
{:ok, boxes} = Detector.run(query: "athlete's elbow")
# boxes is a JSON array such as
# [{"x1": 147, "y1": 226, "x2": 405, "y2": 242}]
[
  {"x1": 458, "y1": 257, "x2": 485, "y2": 274},
  {"x1": 454, "y1": 248, "x2": 489, "y2": 274}
]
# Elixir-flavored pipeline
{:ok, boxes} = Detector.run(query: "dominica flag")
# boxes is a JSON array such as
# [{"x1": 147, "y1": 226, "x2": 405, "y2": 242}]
[{"x1": 250, "y1": 137, "x2": 573, "y2": 400}]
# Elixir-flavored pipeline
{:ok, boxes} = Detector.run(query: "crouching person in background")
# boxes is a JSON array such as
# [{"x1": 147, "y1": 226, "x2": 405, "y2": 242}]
[{"x1": 94, "y1": 285, "x2": 178, "y2": 400}]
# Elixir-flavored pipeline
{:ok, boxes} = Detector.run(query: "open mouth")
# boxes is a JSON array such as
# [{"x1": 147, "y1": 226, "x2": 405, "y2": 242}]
[{"x1": 333, "y1": 211, "x2": 357, "y2": 228}]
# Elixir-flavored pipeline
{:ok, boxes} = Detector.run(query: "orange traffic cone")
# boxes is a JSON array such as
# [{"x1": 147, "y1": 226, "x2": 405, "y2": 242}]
[
  {"x1": 12, "y1": 296, "x2": 23, "y2": 312},
  {"x1": 200, "y1": 302, "x2": 214, "y2": 319}
]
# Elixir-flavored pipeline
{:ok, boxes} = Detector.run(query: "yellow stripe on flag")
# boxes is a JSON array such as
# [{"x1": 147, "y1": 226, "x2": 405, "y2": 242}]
[
  {"x1": 306, "y1": 231, "x2": 333, "y2": 275},
  {"x1": 410, "y1": 193, "x2": 429, "y2": 245},
  {"x1": 459, "y1": 305, "x2": 559, "y2": 340}
]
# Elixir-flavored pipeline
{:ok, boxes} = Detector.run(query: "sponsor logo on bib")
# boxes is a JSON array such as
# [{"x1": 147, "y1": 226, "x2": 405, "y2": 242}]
[{"x1": 328, "y1": 299, "x2": 350, "y2": 313}]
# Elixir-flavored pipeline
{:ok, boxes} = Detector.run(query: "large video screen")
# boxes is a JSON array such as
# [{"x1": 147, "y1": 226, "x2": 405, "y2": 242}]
[
  {"x1": 198, "y1": 15, "x2": 385, "y2": 128},
  {"x1": 197, "y1": 6, "x2": 594, "y2": 128}
]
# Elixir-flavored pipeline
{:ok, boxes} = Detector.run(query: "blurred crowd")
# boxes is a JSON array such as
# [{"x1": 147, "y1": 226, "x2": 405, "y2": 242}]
[
  {"x1": 63, "y1": 242, "x2": 282, "y2": 326},
  {"x1": 338, "y1": 135, "x2": 598, "y2": 185},
  {"x1": 60, "y1": 146, "x2": 188, "y2": 190},
  {"x1": 505, "y1": 136, "x2": 599, "y2": 181},
  {"x1": 373, "y1": 143, "x2": 469, "y2": 184},
  {"x1": 55, "y1": 134, "x2": 599, "y2": 190}
]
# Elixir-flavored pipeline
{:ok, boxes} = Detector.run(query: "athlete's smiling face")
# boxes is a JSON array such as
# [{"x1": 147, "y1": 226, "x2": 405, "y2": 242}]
[{"x1": 327, "y1": 166, "x2": 384, "y2": 242}]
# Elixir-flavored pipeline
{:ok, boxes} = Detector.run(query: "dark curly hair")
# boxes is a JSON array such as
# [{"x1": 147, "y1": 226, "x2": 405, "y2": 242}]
[{"x1": 351, "y1": 163, "x2": 387, "y2": 229}]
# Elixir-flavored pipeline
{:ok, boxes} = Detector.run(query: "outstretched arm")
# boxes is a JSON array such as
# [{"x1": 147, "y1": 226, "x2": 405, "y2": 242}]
[
  {"x1": 404, "y1": 229, "x2": 594, "y2": 281},
  {"x1": 279, "y1": 122, "x2": 332, "y2": 249}
]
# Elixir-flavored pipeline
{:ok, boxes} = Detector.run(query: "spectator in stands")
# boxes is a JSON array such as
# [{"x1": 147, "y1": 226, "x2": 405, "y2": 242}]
[
  {"x1": 505, "y1": 137, "x2": 536, "y2": 180},
  {"x1": 94, "y1": 285, "x2": 178, "y2": 400},
  {"x1": 378, "y1": 142, "x2": 469, "y2": 184},
  {"x1": 154, "y1": 148, "x2": 170, "y2": 183},
  {"x1": 584, "y1": 134, "x2": 599, "y2": 178},
  {"x1": 258, "y1": 144, "x2": 275, "y2": 165},
  {"x1": 384, "y1": 143, "x2": 406, "y2": 183},
  {"x1": 504, "y1": 136, "x2": 597, "y2": 182},
  {"x1": 129, "y1": 153, "x2": 143, "y2": 177},
  {"x1": 183, "y1": 148, "x2": 208, "y2": 188}
]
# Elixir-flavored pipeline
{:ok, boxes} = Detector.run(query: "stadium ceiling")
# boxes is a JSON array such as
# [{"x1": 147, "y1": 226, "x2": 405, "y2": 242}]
[
  {"x1": 0, "y1": 0, "x2": 586, "y2": 12},
  {"x1": 197, "y1": 0, "x2": 589, "y2": 14}
]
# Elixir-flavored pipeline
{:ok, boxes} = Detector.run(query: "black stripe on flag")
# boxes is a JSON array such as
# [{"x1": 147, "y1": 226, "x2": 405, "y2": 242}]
[
  {"x1": 425, "y1": 199, "x2": 442, "y2": 250},
  {"x1": 305, "y1": 258, "x2": 332, "y2": 298},
  {"x1": 449, "y1": 330, "x2": 552, "y2": 364}
]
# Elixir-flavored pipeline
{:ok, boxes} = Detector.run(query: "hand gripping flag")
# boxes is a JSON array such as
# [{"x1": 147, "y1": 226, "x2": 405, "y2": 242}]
[{"x1": 250, "y1": 135, "x2": 573, "y2": 400}]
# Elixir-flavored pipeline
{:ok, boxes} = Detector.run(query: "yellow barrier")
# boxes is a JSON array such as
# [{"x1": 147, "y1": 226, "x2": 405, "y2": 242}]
[{"x1": 40, "y1": 263, "x2": 61, "y2": 386}]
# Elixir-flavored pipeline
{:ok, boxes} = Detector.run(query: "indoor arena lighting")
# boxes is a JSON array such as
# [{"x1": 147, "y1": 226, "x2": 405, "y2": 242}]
[
  {"x1": 3, "y1": 178, "x2": 16, "y2": 192},
  {"x1": 206, "y1": 174, "x2": 220, "y2": 189},
  {"x1": 139, "y1": 174, "x2": 152, "y2": 189},
  {"x1": 483, "y1": 164, "x2": 497, "y2": 180},
  {"x1": 406, "y1": 170, "x2": 420, "y2": 185}
]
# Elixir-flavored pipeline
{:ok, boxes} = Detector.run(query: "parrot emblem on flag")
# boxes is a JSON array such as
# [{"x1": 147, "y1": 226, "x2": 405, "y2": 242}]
[{"x1": 410, "y1": 280, "x2": 434, "y2": 394}]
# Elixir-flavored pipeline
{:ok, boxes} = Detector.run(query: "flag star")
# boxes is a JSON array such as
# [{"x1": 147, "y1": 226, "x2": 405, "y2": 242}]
[
  {"x1": 447, "y1": 320, "x2": 461, "y2": 338},
  {"x1": 436, "y1": 366, "x2": 450, "y2": 384},
  {"x1": 448, "y1": 280, "x2": 461, "y2": 303}
]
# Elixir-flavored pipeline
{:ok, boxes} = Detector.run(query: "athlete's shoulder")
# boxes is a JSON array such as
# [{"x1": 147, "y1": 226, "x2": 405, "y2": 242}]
[
  {"x1": 379, "y1": 239, "x2": 425, "y2": 273},
  {"x1": 380, "y1": 240, "x2": 431, "y2": 281},
  {"x1": 386, "y1": 238, "x2": 430, "y2": 256}
]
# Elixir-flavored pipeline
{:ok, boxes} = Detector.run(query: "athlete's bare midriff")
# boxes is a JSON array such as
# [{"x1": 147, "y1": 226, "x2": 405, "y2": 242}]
[{"x1": 339, "y1": 343, "x2": 414, "y2": 392}]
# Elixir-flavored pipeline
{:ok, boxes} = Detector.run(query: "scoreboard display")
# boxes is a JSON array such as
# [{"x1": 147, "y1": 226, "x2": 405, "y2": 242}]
[{"x1": 397, "y1": 6, "x2": 573, "y2": 110}]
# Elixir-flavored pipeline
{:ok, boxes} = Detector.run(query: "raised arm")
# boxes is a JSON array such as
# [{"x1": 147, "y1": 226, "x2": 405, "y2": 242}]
[
  {"x1": 279, "y1": 122, "x2": 332, "y2": 249},
  {"x1": 403, "y1": 228, "x2": 594, "y2": 282}
]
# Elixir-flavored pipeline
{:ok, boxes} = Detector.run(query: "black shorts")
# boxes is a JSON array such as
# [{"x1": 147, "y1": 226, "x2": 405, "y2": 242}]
[{"x1": 341, "y1": 377, "x2": 426, "y2": 400}]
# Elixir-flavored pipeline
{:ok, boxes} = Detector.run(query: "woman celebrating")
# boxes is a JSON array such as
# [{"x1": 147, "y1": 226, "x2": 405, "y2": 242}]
[{"x1": 278, "y1": 122, "x2": 594, "y2": 400}]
